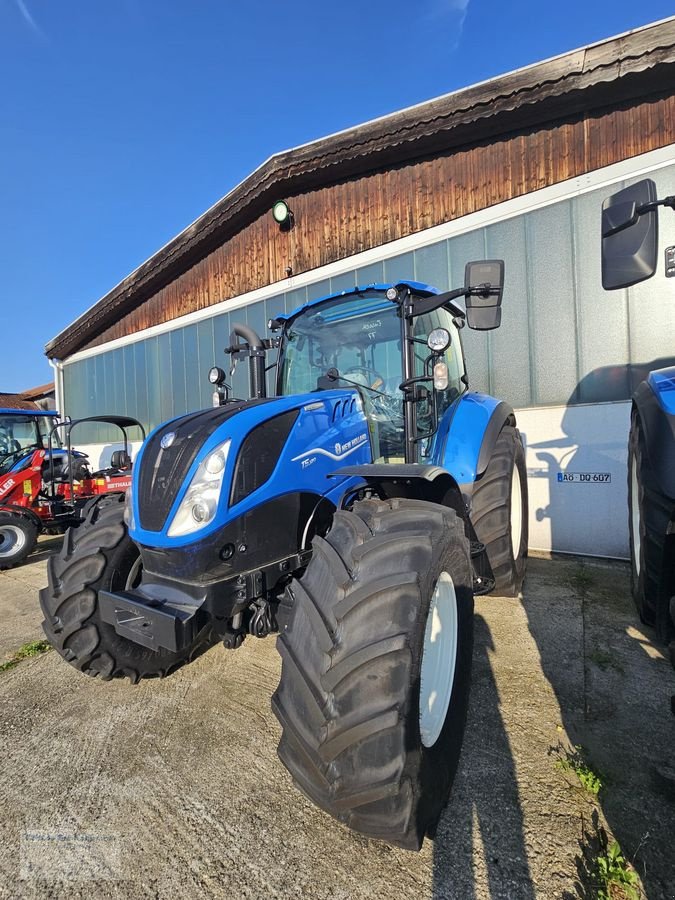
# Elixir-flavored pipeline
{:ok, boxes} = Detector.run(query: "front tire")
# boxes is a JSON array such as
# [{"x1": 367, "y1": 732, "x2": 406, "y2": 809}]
[
  {"x1": 272, "y1": 498, "x2": 473, "y2": 850},
  {"x1": 0, "y1": 512, "x2": 38, "y2": 570},
  {"x1": 40, "y1": 495, "x2": 215, "y2": 681},
  {"x1": 471, "y1": 425, "x2": 528, "y2": 596}
]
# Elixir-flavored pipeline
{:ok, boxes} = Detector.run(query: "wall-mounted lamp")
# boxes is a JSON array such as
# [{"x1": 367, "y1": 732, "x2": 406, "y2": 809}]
[{"x1": 272, "y1": 200, "x2": 294, "y2": 231}]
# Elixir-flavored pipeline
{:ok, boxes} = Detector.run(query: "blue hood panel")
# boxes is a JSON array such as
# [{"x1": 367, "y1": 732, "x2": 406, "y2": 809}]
[{"x1": 129, "y1": 390, "x2": 372, "y2": 549}]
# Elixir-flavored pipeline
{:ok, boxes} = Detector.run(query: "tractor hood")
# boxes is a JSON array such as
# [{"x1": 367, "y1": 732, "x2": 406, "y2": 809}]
[{"x1": 127, "y1": 390, "x2": 371, "y2": 550}]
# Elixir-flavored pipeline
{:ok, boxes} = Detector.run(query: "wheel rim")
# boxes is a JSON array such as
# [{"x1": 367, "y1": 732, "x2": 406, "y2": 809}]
[
  {"x1": 419, "y1": 571, "x2": 458, "y2": 748},
  {"x1": 0, "y1": 525, "x2": 26, "y2": 559},
  {"x1": 631, "y1": 456, "x2": 641, "y2": 577},
  {"x1": 510, "y1": 466, "x2": 523, "y2": 560}
]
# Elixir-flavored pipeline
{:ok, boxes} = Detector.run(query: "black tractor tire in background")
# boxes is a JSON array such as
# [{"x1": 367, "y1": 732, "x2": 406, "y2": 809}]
[
  {"x1": 471, "y1": 425, "x2": 528, "y2": 597},
  {"x1": 628, "y1": 410, "x2": 674, "y2": 644},
  {"x1": 40, "y1": 494, "x2": 216, "y2": 682},
  {"x1": 272, "y1": 498, "x2": 473, "y2": 851},
  {"x1": 0, "y1": 511, "x2": 38, "y2": 570}
]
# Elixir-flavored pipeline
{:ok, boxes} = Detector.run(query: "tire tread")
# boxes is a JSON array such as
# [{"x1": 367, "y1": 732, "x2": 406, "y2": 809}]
[
  {"x1": 40, "y1": 495, "x2": 214, "y2": 682},
  {"x1": 272, "y1": 497, "x2": 473, "y2": 850}
]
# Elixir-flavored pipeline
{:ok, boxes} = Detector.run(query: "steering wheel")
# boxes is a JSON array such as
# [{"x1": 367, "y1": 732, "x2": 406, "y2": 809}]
[
  {"x1": 0, "y1": 442, "x2": 40, "y2": 471},
  {"x1": 342, "y1": 366, "x2": 386, "y2": 391}
]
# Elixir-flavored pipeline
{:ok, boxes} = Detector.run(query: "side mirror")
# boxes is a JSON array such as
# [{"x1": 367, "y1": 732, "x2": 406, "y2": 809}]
[
  {"x1": 601, "y1": 179, "x2": 658, "y2": 290},
  {"x1": 464, "y1": 259, "x2": 504, "y2": 330}
]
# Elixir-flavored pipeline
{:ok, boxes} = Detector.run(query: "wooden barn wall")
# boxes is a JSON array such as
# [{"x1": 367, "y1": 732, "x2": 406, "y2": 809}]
[{"x1": 85, "y1": 94, "x2": 674, "y2": 351}]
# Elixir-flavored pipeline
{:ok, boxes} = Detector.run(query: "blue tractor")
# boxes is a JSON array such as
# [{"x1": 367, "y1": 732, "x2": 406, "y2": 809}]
[
  {"x1": 41, "y1": 262, "x2": 528, "y2": 849},
  {"x1": 601, "y1": 179, "x2": 675, "y2": 655}
]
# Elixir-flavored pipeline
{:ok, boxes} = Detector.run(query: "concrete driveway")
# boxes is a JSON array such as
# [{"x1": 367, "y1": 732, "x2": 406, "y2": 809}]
[{"x1": 0, "y1": 544, "x2": 674, "y2": 899}]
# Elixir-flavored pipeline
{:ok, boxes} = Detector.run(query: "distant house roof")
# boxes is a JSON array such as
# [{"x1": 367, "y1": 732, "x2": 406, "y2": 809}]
[
  {"x1": 0, "y1": 393, "x2": 39, "y2": 410},
  {"x1": 20, "y1": 382, "x2": 55, "y2": 401},
  {"x1": 45, "y1": 17, "x2": 675, "y2": 361},
  {"x1": 0, "y1": 383, "x2": 55, "y2": 410}
]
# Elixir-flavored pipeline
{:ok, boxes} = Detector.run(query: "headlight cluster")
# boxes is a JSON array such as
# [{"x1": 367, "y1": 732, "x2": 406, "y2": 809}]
[
  {"x1": 167, "y1": 440, "x2": 231, "y2": 538},
  {"x1": 123, "y1": 482, "x2": 135, "y2": 530}
]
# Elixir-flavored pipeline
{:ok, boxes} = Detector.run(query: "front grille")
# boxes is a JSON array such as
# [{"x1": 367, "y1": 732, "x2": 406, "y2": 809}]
[{"x1": 138, "y1": 400, "x2": 271, "y2": 532}]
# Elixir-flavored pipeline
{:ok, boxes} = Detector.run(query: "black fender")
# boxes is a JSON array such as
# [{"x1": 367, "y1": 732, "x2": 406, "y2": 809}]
[
  {"x1": 333, "y1": 464, "x2": 467, "y2": 518},
  {"x1": 333, "y1": 464, "x2": 495, "y2": 593},
  {"x1": 476, "y1": 402, "x2": 516, "y2": 477},
  {"x1": 633, "y1": 381, "x2": 675, "y2": 501}
]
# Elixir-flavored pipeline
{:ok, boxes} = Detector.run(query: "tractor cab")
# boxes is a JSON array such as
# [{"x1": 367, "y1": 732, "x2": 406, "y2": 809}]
[
  {"x1": 0, "y1": 409, "x2": 61, "y2": 476},
  {"x1": 275, "y1": 284, "x2": 466, "y2": 462}
]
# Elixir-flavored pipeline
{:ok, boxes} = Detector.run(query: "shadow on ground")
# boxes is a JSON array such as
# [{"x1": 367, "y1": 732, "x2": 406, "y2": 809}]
[
  {"x1": 430, "y1": 557, "x2": 675, "y2": 900},
  {"x1": 523, "y1": 556, "x2": 675, "y2": 900},
  {"x1": 26, "y1": 536, "x2": 63, "y2": 565},
  {"x1": 432, "y1": 614, "x2": 536, "y2": 900}
]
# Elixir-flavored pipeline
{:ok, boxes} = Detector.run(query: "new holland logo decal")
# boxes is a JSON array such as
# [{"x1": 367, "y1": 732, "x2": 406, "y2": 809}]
[{"x1": 291, "y1": 433, "x2": 368, "y2": 465}]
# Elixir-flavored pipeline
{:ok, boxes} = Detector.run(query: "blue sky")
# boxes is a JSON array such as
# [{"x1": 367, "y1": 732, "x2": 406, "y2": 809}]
[{"x1": 0, "y1": 0, "x2": 672, "y2": 391}]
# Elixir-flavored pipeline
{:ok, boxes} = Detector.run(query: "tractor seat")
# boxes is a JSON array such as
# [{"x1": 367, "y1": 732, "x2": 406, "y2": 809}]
[
  {"x1": 91, "y1": 450, "x2": 132, "y2": 478},
  {"x1": 110, "y1": 450, "x2": 131, "y2": 470}
]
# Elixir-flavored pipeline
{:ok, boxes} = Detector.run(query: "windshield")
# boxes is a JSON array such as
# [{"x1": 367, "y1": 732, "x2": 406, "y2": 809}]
[
  {"x1": 0, "y1": 414, "x2": 60, "y2": 474},
  {"x1": 278, "y1": 290, "x2": 466, "y2": 461}
]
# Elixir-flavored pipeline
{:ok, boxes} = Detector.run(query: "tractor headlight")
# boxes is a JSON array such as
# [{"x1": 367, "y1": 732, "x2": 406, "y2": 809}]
[
  {"x1": 123, "y1": 482, "x2": 135, "y2": 530},
  {"x1": 167, "y1": 440, "x2": 231, "y2": 538}
]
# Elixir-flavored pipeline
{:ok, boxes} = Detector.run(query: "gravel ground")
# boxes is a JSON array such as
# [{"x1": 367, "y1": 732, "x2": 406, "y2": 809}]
[{"x1": 0, "y1": 547, "x2": 674, "y2": 899}]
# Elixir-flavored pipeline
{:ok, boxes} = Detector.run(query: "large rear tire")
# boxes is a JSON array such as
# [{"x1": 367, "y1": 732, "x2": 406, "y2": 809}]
[
  {"x1": 40, "y1": 495, "x2": 216, "y2": 682},
  {"x1": 628, "y1": 410, "x2": 673, "y2": 643},
  {"x1": 272, "y1": 498, "x2": 473, "y2": 851},
  {"x1": 0, "y1": 511, "x2": 38, "y2": 570},
  {"x1": 471, "y1": 425, "x2": 528, "y2": 597}
]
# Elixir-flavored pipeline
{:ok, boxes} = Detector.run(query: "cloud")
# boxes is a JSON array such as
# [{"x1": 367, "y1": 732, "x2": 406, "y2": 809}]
[
  {"x1": 12, "y1": 0, "x2": 47, "y2": 40},
  {"x1": 426, "y1": 0, "x2": 471, "y2": 48}
]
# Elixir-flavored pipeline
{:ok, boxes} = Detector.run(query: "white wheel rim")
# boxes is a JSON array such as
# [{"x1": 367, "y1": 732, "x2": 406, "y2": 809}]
[
  {"x1": 419, "y1": 572, "x2": 458, "y2": 748},
  {"x1": 510, "y1": 466, "x2": 523, "y2": 560},
  {"x1": 631, "y1": 456, "x2": 641, "y2": 576},
  {"x1": 0, "y1": 525, "x2": 26, "y2": 559}
]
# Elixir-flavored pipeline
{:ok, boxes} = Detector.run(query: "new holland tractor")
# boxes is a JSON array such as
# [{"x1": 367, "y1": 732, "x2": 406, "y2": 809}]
[
  {"x1": 601, "y1": 179, "x2": 675, "y2": 655},
  {"x1": 41, "y1": 261, "x2": 528, "y2": 849}
]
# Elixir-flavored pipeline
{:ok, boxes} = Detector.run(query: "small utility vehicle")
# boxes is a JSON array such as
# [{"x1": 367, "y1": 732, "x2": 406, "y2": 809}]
[{"x1": 0, "y1": 410, "x2": 143, "y2": 568}]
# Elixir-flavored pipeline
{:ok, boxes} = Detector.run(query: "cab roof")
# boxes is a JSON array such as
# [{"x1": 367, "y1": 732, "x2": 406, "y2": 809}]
[
  {"x1": 275, "y1": 281, "x2": 439, "y2": 326},
  {"x1": 0, "y1": 409, "x2": 58, "y2": 417}
]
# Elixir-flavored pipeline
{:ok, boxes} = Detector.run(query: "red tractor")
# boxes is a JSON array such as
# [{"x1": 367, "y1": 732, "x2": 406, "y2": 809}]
[{"x1": 0, "y1": 409, "x2": 145, "y2": 569}]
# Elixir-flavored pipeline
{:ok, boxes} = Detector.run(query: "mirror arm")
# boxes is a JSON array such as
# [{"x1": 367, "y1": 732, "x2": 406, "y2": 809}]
[
  {"x1": 604, "y1": 194, "x2": 675, "y2": 238},
  {"x1": 408, "y1": 286, "x2": 468, "y2": 318},
  {"x1": 409, "y1": 285, "x2": 502, "y2": 321},
  {"x1": 638, "y1": 195, "x2": 675, "y2": 216}
]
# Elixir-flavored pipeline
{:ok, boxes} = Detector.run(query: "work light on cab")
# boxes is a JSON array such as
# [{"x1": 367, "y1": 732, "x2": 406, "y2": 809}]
[{"x1": 427, "y1": 328, "x2": 451, "y2": 353}]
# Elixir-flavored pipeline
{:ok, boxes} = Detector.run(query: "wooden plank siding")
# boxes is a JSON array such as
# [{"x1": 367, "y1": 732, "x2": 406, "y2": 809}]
[{"x1": 83, "y1": 93, "x2": 674, "y2": 352}]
